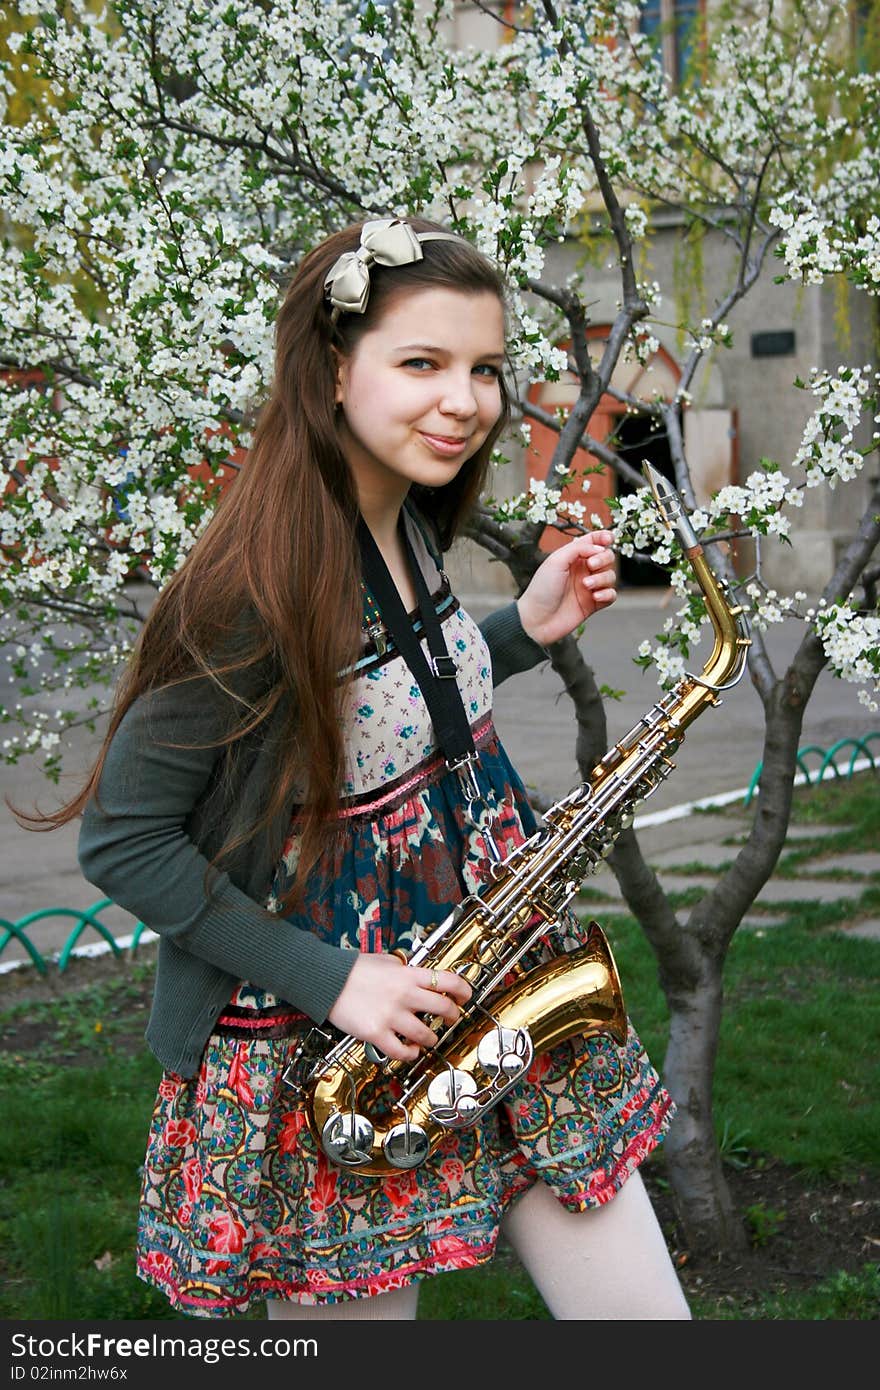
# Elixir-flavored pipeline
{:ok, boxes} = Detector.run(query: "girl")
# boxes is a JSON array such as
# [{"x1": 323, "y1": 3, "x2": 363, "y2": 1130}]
[{"x1": 72, "y1": 217, "x2": 690, "y2": 1320}]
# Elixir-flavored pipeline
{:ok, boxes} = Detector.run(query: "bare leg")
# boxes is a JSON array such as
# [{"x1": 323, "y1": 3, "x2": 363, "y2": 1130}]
[
  {"x1": 500, "y1": 1171, "x2": 691, "y2": 1320},
  {"x1": 266, "y1": 1283, "x2": 419, "y2": 1320}
]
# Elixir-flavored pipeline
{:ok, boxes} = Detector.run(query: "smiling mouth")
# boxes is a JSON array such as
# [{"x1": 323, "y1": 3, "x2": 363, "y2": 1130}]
[{"x1": 419, "y1": 431, "x2": 471, "y2": 452}]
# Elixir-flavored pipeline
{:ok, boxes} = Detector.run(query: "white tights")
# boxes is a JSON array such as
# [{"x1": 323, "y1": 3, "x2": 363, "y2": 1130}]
[{"x1": 265, "y1": 1170, "x2": 691, "y2": 1322}]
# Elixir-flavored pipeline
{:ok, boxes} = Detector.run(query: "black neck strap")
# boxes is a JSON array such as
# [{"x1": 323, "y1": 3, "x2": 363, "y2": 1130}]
[{"x1": 356, "y1": 512, "x2": 476, "y2": 769}]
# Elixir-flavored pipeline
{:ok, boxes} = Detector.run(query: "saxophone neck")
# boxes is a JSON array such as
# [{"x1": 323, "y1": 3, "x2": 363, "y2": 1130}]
[
  {"x1": 643, "y1": 460, "x2": 700, "y2": 551},
  {"x1": 688, "y1": 549, "x2": 751, "y2": 695},
  {"x1": 641, "y1": 461, "x2": 751, "y2": 703}
]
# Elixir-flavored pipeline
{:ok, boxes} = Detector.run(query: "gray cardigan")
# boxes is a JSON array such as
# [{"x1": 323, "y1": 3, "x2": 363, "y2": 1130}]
[{"x1": 78, "y1": 601, "x2": 547, "y2": 1077}]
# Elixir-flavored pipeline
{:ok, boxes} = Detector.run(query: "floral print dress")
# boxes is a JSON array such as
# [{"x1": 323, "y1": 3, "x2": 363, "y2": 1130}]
[{"x1": 135, "y1": 510, "x2": 675, "y2": 1317}]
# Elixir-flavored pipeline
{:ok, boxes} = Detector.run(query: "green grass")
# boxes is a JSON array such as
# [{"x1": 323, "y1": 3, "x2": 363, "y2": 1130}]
[
  {"x1": 1, "y1": 774, "x2": 877, "y2": 1322},
  {"x1": 679, "y1": 1264, "x2": 880, "y2": 1322}
]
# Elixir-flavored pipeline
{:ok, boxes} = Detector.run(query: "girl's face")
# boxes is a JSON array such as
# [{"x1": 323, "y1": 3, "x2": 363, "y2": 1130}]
[{"x1": 334, "y1": 286, "x2": 505, "y2": 516}]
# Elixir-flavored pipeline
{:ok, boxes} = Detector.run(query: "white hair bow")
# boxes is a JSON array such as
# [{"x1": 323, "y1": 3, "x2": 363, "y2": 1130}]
[{"x1": 324, "y1": 218, "x2": 462, "y2": 324}]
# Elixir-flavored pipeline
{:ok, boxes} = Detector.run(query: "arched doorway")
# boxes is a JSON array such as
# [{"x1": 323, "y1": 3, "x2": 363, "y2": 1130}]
[
  {"x1": 613, "y1": 405, "x2": 679, "y2": 587},
  {"x1": 525, "y1": 329, "x2": 683, "y2": 586}
]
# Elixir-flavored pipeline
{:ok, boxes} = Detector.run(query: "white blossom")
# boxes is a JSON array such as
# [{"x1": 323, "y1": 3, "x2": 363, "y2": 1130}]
[{"x1": 1, "y1": 0, "x2": 878, "y2": 759}]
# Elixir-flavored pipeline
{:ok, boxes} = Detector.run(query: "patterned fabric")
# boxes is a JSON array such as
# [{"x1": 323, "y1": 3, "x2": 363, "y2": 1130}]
[{"x1": 135, "y1": 518, "x2": 675, "y2": 1317}]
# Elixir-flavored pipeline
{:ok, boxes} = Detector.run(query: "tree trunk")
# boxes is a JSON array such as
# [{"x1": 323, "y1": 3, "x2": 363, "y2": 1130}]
[
  {"x1": 636, "y1": 674, "x2": 811, "y2": 1253},
  {"x1": 544, "y1": 632, "x2": 749, "y2": 1250},
  {"x1": 481, "y1": 492, "x2": 878, "y2": 1255},
  {"x1": 558, "y1": 649, "x2": 821, "y2": 1252},
  {"x1": 661, "y1": 978, "x2": 747, "y2": 1253}
]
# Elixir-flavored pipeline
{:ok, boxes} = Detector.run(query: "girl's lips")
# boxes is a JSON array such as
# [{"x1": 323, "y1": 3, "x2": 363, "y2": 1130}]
[{"x1": 419, "y1": 431, "x2": 470, "y2": 457}]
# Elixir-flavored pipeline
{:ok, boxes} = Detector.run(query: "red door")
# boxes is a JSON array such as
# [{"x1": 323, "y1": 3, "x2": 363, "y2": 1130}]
[{"x1": 525, "y1": 378, "x2": 618, "y2": 554}]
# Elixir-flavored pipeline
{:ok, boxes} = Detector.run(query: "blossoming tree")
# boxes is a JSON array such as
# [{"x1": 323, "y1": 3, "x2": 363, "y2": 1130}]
[{"x1": 2, "y1": 0, "x2": 878, "y2": 1253}]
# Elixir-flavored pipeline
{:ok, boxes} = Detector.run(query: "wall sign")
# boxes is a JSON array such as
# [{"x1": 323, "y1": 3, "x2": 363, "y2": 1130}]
[{"x1": 751, "y1": 330, "x2": 796, "y2": 357}]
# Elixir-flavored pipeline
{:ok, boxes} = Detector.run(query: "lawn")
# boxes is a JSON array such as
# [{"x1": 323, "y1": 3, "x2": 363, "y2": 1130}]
[{"x1": 1, "y1": 773, "x2": 878, "y2": 1321}]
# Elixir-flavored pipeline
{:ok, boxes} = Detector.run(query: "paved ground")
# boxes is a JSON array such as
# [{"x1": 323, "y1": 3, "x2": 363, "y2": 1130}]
[
  {"x1": 576, "y1": 810, "x2": 880, "y2": 939},
  {"x1": 2, "y1": 584, "x2": 878, "y2": 973}
]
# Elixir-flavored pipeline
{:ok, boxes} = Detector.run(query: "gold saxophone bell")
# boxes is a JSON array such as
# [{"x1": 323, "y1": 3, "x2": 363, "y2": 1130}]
[
  {"x1": 285, "y1": 462, "x2": 751, "y2": 1178},
  {"x1": 296, "y1": 920, "x2": 626, "y2": 1178}
]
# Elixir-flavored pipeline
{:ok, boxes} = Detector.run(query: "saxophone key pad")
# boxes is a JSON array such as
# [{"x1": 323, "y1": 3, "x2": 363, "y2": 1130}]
[
  {"x1": 498, "y1": 1049, "x2": 528, "y2": 1079},
  {"x1": 426, "y1": 1068, "x2": 478, "y2": 1112},
  {"x1": 453, "y1": 1092, "x2": 481, "y2": 1123},
  {"x1": 321, "y1": 1111, "x2": 376, "y2": 1168},
  {"x1": 383, "y1": 1122, "x2": 431, "y2": 1170},
  {"x1": 477, "y1": 1026, "x2": 532, "y2": 1079}
]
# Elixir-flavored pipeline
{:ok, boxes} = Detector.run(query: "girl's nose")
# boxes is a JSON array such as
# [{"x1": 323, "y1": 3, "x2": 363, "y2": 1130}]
[{"x1": 439, "y1": 372, "x2": 478, "y2": 418}]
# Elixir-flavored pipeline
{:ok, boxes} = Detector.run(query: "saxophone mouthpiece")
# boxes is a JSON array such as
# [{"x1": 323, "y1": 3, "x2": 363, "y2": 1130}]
[{"x1": 641, "y1": 460, "x2": 699, "y2": 550}]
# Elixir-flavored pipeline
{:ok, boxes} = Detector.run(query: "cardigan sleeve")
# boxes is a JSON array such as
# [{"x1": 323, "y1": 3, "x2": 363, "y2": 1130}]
[
  {"x1": 77, "y1": 678, "x2": 356, "y2": 1024},
  {"x1": 478, "y1": 600, "x2": 548, "y2": 687}
]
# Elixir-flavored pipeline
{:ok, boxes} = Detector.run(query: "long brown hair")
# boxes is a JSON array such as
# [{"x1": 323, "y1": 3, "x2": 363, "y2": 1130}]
[{"x1": 19, "y1": 217, "x2": 512, "y2": 908}]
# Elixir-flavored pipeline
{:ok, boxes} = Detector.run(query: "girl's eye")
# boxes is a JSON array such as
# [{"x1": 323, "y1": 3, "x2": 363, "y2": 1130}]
[{"x1": 401, "y1": 359, "x2": 501, "y2": 378}]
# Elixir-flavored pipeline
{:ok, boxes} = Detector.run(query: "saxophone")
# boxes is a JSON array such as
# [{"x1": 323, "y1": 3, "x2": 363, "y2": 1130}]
[{"x1": 282, "y1": 462, "x2": 751, "y2": 1176}]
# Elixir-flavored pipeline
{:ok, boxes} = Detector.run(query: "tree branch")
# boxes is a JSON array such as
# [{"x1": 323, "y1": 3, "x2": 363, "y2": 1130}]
[
  {"x1": 519, "y1": 398, "x2": 645, "y2": 491},
  {"x1": 468, "y1": 1, "x2": 539, "y2": 37}
]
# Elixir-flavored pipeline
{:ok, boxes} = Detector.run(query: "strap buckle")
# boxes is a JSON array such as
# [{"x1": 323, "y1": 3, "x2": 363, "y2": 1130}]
[
  {"x1": 366, "y1": 621, "x2": 387, "y2": 657},
  {"x1": 446, "y1": 750, "x2": 480, "y2": 800},
  {"x1": 446, "y1": 752, "x2": 503, "y2": 866},
  {"x1": 430, "y1": 653, "x2": 458, "y2": 679}
]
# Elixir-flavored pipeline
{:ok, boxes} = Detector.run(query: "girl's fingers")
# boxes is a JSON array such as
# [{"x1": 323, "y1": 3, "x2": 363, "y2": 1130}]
[
  {"x1": 416, "y1": 987, "x2": 461, "y2": 1025},
  {"x1": 379, "y1": 1033, "x2": 422, "y2": 1062},
  {"x1": 584, "y1": 576, "x2": 617, "y2": 600},
  {"x1": 587, "y1": 547, "x2": 614, "y2": 567},
  {"x1": 573, "y1": 553, "x2": 615, "y2": 609},
  {"x1": 403, "y1": 1018, "x2": 441, "y2": 1049},
  {"x1": 587, "y1": 560, "x2": 617, "y2": 586},
  {"x1": 569, "y1": 537, "x2": 615, "y2": 580},
  {"x1": 419, "y1": 967, "x2": 471, "y2": 1004},
  {"x1": 385, "y1": 1012, "x2": 440, "y2": 1051}
]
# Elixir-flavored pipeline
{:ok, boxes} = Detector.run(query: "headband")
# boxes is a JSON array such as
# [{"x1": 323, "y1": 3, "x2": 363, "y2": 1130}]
[{"x1": 324, "y1": 218, "x2": 464, "y2": 325}]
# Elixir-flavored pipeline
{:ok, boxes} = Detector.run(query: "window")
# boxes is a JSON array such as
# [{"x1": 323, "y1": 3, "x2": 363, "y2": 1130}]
[
  {"x1": 639, "y1": 0, "x2": 703, "y2": 86},
  {"x1": 850, "y1": 0, "x2": 878, "y2": 72}
]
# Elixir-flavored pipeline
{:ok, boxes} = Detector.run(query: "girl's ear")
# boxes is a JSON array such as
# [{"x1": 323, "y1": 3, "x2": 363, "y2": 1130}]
[{"x1": 331, "y1": 347, "x2": 347, "y2": 405}]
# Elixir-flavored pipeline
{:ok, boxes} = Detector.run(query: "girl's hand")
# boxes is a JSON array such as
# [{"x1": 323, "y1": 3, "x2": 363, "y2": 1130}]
[
  {"x1": 327, "y1": 952, "x2": 472, "y2": 1062},
  {"x1": 516, "y1": 530, "x2": 617, "y2": 647}
]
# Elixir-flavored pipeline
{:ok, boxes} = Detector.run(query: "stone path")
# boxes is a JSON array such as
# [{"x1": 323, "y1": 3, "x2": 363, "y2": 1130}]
[{"x1": 575, "y1": 810, "x2": 880, "y2": 940}]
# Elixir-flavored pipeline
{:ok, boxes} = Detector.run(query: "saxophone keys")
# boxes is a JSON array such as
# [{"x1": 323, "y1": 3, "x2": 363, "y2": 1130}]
[
  {"x1": 477, "y1": 1026, "x2": 533, "y2": 1080},
  {"x1": 454, "y1": 1093, "x2": 481, "y2": 1122},
  {"x1": 498, "y1": 1049, "x2": 529, "y2": 1080},
  {"x1": 321, "y1": 1110, "x2": 376, "y2": 1168},
  {"x1": 427, "y1": 1068, "x2": 478, "y2": 1114},
  {"x1": 382, "y1": 1121, "x2": 431, "y2": 1170}
]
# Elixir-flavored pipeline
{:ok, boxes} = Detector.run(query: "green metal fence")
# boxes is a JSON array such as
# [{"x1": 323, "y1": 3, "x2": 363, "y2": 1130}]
[
  {"x1": 0, "y1": 899, "x2": 150, "y2": 976},
  {"x1": 743, "y1": 732, "x2": 880, "y2": 807}
]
